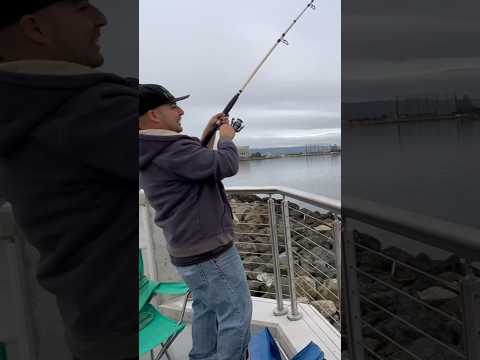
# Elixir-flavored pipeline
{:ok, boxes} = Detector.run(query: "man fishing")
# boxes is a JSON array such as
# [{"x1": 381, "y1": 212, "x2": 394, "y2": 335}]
[
  {"x1": 0, "y1": 1, "x2": 137, "y2": 359},
  {"x1": 139, "y1": 84, "x2": 252, "y2": 360}
]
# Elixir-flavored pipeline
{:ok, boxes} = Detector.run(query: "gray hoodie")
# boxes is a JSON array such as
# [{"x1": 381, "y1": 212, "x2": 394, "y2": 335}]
[
  {"x1": 139, "y1": 130, "x2": 239, "y2": 260},
  {"x1": 0, "y1": 61, "x2": 138, "y2": 360}
]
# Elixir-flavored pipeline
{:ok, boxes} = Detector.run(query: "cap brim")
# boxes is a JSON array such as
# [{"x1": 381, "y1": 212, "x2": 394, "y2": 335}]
[{"x1": 172, "y1": 95, "x2": 190, "y2": 103}]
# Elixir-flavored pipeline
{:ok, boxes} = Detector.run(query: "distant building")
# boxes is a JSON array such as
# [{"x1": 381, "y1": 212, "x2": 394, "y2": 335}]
[
  {"x1": 343, "y1": 93, "x2": 479, "y2": 123},
  {"x1": 305, "y1": 144, "x2": 332, "y2": 155},
  {"x1": 238, "y1": 146, "x2": 250, "y2": 160}
]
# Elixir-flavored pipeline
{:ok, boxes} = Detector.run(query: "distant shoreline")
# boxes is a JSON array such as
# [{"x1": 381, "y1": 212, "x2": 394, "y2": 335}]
[{"x1": 242, "y1": 152, "x2": 341, "y2": 161}]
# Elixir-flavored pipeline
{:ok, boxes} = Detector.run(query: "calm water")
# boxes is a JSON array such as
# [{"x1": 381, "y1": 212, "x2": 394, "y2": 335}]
[{"x1": 223, "y1": 154, "x2": 341, "y2": 201}]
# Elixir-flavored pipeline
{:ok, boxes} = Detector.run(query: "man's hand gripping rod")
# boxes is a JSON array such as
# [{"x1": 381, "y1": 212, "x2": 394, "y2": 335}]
[{"x1": 201, "y1": 0, "x2": 316, "y2": 147}]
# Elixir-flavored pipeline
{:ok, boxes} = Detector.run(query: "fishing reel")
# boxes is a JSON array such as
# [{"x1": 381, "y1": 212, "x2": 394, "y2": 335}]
[{"x1": 231, "y1": 118, "x2": 245, "y2": 132}]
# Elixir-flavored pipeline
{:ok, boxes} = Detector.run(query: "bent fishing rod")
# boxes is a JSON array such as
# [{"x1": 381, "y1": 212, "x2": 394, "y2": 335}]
[{"x1": 202, "y1": 0, "x2": 316, "y2": 146}]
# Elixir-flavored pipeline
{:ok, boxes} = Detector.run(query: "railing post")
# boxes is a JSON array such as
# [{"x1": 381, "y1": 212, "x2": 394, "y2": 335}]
[
  {"x1": 281, "y1": 198, "x2": 302, "y2": 321},
  {"x1": 268, "y1": 196, "x2": 288, "y2": 316},
  {"x1": 461, "y1": 260, "x2": 480, "y2": 360},
  {"x1": 333, "y1": 217, "x2": 342, "y2": 312},
  {"x1": 140, "y1": 199, "x2": 159, "y2": 281},
  {"x1": 343, "y1": 218, "x2": 365, "y2": 360},
  {"x1": 2, "y1": 204, "x2": 37, "y2": 360}
]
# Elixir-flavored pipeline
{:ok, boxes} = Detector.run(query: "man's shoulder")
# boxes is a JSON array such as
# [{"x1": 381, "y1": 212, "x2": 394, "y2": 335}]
[
  {"x1": 58, "y1": 74, "x2": 137, "y2": 115},
  {"x1": 155, "y1": 136, "x2": 212, "y2": 163},
  {"x1": 139, "y1": 134, "x2": 202, "y2": 158},
  {"x1": 139, "y1": 133, "x2": 198, "y2": 142},
  {"x1": 167, "y1": 135, "x2": 202, "y2": 151}
]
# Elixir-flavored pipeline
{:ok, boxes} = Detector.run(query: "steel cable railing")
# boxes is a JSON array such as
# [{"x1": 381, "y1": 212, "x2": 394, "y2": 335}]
[
  {"x1": 227, "y1": 186, "x2": 341, "y2": 327},
  {"x1": 343, "y1": 196, "x2": 480, "y2": 360}
]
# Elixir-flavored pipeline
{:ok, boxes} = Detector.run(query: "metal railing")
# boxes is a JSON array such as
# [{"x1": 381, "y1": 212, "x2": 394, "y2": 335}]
[
  {"x1": 227, "y1": 186, "x2": 341, "y2": 329},
  {"x1": 342, "y1": 196, "x2": 480, "y2": 360},
  {"x1": 1, "y1": 203, "x2": 37, "y2": 360}
]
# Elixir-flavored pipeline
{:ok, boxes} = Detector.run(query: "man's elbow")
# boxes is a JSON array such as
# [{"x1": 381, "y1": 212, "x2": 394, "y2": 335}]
[
  {"x1": 227, "y1": 163, "x2": 239, "y2": 178},
  {"x1": 228, "y1": 151, "x2": 240, "y2": 176},
  {"x1": 219, "y1": 157, "x2": 239, "y2": 179},
  {"x1": 232, "y1": 158, "x2": 239, "y2": 175}
]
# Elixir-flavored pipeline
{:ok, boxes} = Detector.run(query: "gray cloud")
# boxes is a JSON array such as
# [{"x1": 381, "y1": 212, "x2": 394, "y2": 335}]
[
  {"x1": 345, "y1": 0, "x2": 479, "y2": 21},
  {"x1": 140, "y1": 0, "x2": 340, "y2": 147},
  {"x1": 342, "y1": 0, "x2": 480, "y2": 101},
  {"x1": 343, "y1": 14, "x2": 480, "y2": 62},
  {"x1": 343, "y1": 64, "x2": 480, "y2": 102}
]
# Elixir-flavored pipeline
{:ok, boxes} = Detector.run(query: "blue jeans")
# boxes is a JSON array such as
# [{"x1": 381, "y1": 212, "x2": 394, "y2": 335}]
[{"x1": 175, "y1": 245, "x2": 252, "y2": 360}]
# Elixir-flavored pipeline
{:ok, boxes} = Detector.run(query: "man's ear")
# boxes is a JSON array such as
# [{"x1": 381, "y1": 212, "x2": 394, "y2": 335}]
[
  {"x1": 18, "y1": 15, "x2": 50, "y2": 45},
  {"x1": 150, "y1": 109, "x2": 163, "y2": 124}
]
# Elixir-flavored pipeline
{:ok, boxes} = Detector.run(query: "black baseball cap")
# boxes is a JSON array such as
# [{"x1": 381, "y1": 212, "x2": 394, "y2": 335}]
[
  {"x1": 139, "y1": 84, "x2": 190, "y2": 116},
  {"x1": 0, "y1": 1, "x2": 62, "y2": 29}
]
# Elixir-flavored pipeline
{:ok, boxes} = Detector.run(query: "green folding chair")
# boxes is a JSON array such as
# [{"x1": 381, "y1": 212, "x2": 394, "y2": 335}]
[
  {"x1": 139, "y1": 250, "x2": 190, "y2": 360},
  {"x1": 0, "y1": 343, "x2": 7, "y2": 360}
]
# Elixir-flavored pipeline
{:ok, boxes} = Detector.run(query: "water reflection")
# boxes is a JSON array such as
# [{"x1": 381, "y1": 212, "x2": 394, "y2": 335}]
[{"x1": 223, "y1": 155, "x2": 341, "y2": 201}]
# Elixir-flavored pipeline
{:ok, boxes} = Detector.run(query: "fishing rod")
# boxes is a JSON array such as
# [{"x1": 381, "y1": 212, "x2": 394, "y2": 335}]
[{"x1": 202, "y1": 0, "x2": 316, "y2": 146}]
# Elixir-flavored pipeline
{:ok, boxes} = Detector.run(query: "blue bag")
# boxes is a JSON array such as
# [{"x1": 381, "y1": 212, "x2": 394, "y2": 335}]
[
  {"x1": 249, "y1": 328, "x2": 324, "y2": 360},
  {"x1": 291, "y1": 341, "x2": 324, "y2": 360},
  {"x1": 249, "y1": 328, "x2": 282, "y2": 360}
]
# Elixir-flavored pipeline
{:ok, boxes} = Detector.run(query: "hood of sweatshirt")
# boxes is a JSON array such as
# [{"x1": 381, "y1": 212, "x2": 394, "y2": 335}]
[
  {"x1": 0, "y1": 60, "x2": 134, "y2": 156},
  {"x1": 138, "y1": 130, "x2": 195, "y2": 170}
]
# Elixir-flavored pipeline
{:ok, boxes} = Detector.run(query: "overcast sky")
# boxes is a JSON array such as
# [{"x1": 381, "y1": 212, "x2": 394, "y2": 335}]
[
  {"x1": 342, "y1": 0, "x2": 480, "y2": 102},
  {"x1": 139, "y1": 0, "x2": 340, "y2": 148}
]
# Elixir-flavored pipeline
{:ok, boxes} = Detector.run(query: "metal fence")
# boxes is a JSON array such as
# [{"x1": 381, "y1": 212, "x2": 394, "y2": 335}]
[
  {"x1": 342, "y1": 197, "x2": 480, "y2": 360},
  {"x1": 226, "y1": 186, "x2": 342, "y2": 330}
]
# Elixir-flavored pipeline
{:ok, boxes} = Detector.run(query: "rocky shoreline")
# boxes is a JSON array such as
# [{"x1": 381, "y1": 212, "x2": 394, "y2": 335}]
[{"x1": 343, "y1": 232, "x2": 478, "y2": 359}]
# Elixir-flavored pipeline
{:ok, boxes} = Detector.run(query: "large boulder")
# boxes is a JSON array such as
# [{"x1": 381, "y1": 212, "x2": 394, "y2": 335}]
[
  {"x1": 311, "y1": 246, "x2": 336, "y2": 265},
  {"x1": 254, "y1": 241, "x2": 273, "y2": 251},
  {"x1": 354, "y1": 232, "x2": 382, "y2": 252},
  {"x1": 242, "y1": 256, "x2": 264, "y2": 271},
  {"x1": 417, "y1": 286, "x2": 458, "y2": 304},
  {"x1": 311, "y1": 300, "x2": 337, "y2": 320},
  {"x1": 244, "y1": 210, "x2": 269, "y2": 226},
  {"x1": 247, "y1": 280, "x2": 264, "y2": 293},
  {"x1": 314, "y1": 224, "x2": 332, "y2": 233},
  {"x1": 295, "y1": 275, "x2": 318, "y2": 299},
  {"x1": 318, "y1": 278, "x2": 338, "y2": 302},
  {"x1": 246, "y1": 264, "x2": 266, "y2": 280},
  {"x1": 236, "y1": 241, "x2": 257, "y2": 254}
]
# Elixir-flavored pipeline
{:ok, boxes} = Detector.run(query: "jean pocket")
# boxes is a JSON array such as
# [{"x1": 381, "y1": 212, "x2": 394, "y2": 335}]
[{"x1": 176, "y1": 264, "x2": 207, "y2": 289}]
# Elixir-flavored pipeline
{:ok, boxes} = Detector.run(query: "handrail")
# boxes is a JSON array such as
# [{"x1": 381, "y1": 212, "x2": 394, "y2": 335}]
[
  {"x1": 343, "y1": 196, "x2": 480, "y2": 261},
  {"x1": 141, "y1": 186, "x2": 341, "y2": 212},
  {"x1": 225, "y1": 186, "x2": 341, "y2": 213},
  {"x1": 139, "y1": 189, "x2": 147, "y2": 206}
]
